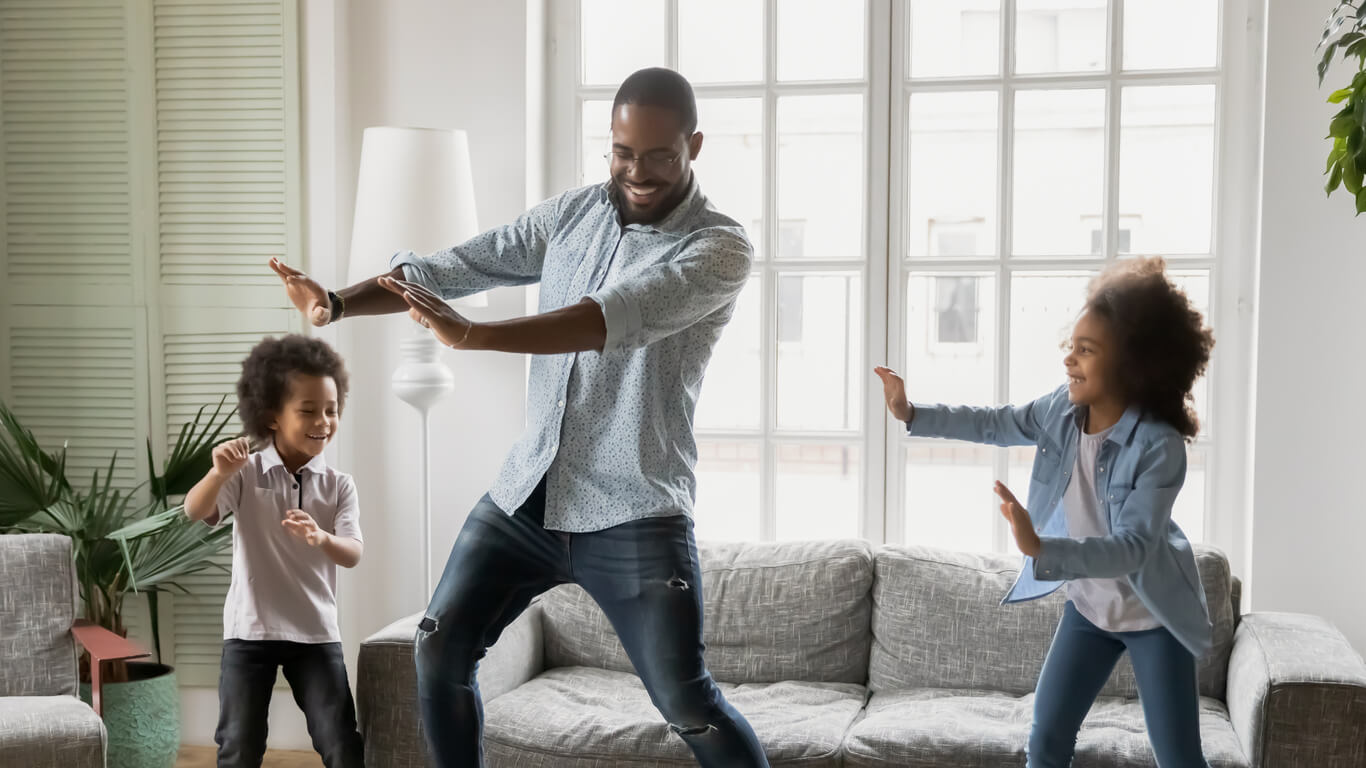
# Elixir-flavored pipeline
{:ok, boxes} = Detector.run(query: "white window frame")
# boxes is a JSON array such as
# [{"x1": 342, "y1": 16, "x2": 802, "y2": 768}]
[{"x1": 545, "y1": 0, "x2": 1259, "y2": 570}]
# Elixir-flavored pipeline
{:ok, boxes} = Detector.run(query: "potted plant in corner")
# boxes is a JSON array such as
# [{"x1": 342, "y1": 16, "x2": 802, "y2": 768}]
[
  {"x1": 1319, "y1": 0, "x2": 1366, "y2": 215},
  {"x1": 0, "y1": 397, "x2": 239, "y2": 768}
]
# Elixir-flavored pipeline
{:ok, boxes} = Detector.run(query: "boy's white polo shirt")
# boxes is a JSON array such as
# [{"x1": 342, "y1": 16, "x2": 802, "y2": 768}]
[{"x1": 206, "y1": 444, "x2": 362, "y2": 643}]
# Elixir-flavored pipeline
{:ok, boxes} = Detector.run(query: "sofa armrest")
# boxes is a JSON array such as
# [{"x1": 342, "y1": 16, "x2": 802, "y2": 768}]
[
  {"x1": 357, "y1": 603, "x2": 544, "y2": 768},
  {"x1": 70, "y1": 619, "x2": 149, "y2": 717},
  {"x1": 1226, "y1": 612, "x2": 1366, "y2": 768}
]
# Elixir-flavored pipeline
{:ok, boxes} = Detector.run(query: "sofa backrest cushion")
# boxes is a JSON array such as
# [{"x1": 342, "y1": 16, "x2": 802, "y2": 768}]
[{"x1": 541, "y1": 539, "x2": 874, "y2": 684}]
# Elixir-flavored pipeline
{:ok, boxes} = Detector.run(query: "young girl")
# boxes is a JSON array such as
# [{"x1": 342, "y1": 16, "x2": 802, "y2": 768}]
[
  {"x1": 875, "y1": 257, "x2": 1215, "y2": 767},
  {"x1": 184, "y1": 335, "x2": 364, "y2": 768}
]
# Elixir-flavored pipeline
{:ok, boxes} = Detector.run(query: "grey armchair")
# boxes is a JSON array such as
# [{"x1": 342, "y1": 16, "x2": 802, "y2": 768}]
[{"x1": 0, "y1": 533, "x2": 148, "y2": 768}]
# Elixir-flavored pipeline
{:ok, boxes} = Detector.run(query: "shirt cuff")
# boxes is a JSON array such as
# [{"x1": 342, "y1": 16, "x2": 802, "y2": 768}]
[
  {"x1": 388, "y1": 249, "x2": 441, "y2": 295},
  {"x1": 1033, "y1": 537, "x2": 1066, "y2": 581},
  {"x1": 905, "y1": 403, "x2": 944, "y2": 436},
  {"x1": 586, "y1": 285, "x2": 640, "y2": 352}
]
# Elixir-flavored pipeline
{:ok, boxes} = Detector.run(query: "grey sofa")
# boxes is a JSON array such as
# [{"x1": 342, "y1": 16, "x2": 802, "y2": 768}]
[
  {"x1": 357, "y1": 540, "x2": 1366, "y2": 767},
  {"x1": 0, "y1": 534, "x2": 106, "y2": 768}
]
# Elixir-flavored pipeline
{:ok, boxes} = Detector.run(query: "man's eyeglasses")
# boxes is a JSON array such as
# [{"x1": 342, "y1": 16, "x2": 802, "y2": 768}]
[{"x1": 604, "y1": 149, "x2": 683, "y2": 175}]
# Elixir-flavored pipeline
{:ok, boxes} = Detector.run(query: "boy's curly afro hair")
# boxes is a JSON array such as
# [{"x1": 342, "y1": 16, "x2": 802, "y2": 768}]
[
  {"x1": 236, "y1": 334, "x2": 349, "y2": 441},
  {"x1": 1084, "y1": 257, "x2": 1214, "y2": 442}
]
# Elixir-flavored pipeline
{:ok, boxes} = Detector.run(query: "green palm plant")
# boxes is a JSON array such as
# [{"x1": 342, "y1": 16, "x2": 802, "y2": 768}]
[{"x1": 0, "y1": 396, "x2": 240, "y2": 681}]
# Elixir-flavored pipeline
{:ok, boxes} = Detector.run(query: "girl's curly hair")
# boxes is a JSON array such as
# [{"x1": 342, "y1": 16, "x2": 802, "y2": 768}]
[
  {"x1": 236, "y1": 334, "x2": 350, "y2": 441},
  {"x1": 1084, "y1": 257, "x2": 1214, "y2": 442}
]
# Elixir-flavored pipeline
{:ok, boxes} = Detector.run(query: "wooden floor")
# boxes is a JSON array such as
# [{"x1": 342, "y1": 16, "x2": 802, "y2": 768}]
[{"x1": 176, "y1": 745, "x2": 323, "y2": 768}]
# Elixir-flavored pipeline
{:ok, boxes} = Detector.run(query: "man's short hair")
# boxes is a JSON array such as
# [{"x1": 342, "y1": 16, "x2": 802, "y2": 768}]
[{"x1": 612, "y1": 67, "x2": 698, "y2": 135}]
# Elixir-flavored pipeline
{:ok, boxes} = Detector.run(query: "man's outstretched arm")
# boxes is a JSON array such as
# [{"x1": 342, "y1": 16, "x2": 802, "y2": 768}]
[{"x1": 382, "y1": 276, "x2": 606, "y2": 355}]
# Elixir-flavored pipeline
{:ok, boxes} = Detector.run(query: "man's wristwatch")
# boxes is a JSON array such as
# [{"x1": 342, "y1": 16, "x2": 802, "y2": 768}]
[{"x1": 327, "y1": 290, "x2": 345, "y2": 323}]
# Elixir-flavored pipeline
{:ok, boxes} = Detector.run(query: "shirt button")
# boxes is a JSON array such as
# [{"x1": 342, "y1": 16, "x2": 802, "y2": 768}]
[
  {"x1": 1099, "y1": 467, "x2": 1105, "y2": 473},
  {"x1": 558, "y1": 399, "x2": 565, "y2": 408}
]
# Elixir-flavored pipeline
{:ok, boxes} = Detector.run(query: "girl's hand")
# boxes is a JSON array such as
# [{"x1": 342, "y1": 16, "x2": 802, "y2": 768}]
[
  {"x1": 873, "y1": 366, "x2": 914, "y2": 422},
  {"x1": 211, "y1": 437, "x2": 251, "y2": 477},
  {"x1": 282, "y1": 509, "x2": 328, "y2": 547},
  {"x1": 378, "y1": 276, "x2": 475, "y2": 349},
  {"x1": 270, "y1": 257, "x2": 332, "y2": 327},
  {"x1": 994, "y1": 481, "x2": 1041, "y2": 558}
]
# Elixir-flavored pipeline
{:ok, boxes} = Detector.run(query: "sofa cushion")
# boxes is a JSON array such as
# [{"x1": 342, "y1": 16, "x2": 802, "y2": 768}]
[
  {"x1": 869, "y1": 544, "x2": 1236, "y2": 699},
  {"x1": 842, "y1": 688, "x2": 1248, "y2": 768},
  {"x1": 0, "y1": 695, "x2": 106, "y2": 768},
  {"x1": 541, "y1": 539, "x2": 874, "y2": 684},
  {"x1": 484, "y1": 666, "x2": 865, "y2": 767}
]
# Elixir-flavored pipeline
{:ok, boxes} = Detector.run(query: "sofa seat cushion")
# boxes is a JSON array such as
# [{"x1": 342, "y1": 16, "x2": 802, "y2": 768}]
[
  {"x1": 842, "y1": 688, "x2": 1248, "y2": 768},
  {"x1": 0, "y1": 695, "x2": 106, "y2": 768},
  {"x1": 484, "y1": 666, "x2": 866, "y2": 767}
]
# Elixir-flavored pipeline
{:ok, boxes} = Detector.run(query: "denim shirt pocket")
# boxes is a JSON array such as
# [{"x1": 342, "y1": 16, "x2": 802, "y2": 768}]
[{"x1": 1031, "y1": 440, "x2": 1063, "y2": 483}]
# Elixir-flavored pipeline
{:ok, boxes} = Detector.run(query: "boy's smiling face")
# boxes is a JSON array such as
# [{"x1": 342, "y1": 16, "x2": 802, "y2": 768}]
[{"x1": 270, "y1": 372, "x2": 339, "y2": 466}]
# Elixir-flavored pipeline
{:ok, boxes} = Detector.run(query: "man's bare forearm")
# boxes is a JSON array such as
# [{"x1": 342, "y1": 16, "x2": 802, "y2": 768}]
[
  {"x1": 464, "y1": 299, "x2": 607, "y2": 355},
  {"x1": 337, "y1": 268, "x2": 410, "y2": 317}
]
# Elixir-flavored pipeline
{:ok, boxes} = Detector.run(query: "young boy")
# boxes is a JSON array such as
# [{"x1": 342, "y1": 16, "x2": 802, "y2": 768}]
[{"x1": 184, "y1": 334, "x2": 364, "y2": 768}]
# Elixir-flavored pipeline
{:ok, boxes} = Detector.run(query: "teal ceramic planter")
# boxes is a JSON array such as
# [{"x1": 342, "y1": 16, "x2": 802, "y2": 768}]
[{"x1": 80, "y1": 661, "x2": 180, "y2": 768}]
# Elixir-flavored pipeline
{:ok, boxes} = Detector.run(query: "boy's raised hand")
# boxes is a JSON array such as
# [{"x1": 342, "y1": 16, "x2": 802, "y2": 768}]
[
  {"x1": 211, "y1": 437, "x2": 251, "y2": 477},
  {"x1": 282, "y1": 509, "x2": 328, "y2": 547},
  {"x1": 873, "y1": 366, "x2": 913, "y2": 423},
  {"x1": 994, "y1": 481, "x2": 1041, "y2": 558},
  {"x1": 269, "y1": 257, "x2": 331, "y2": 327}
]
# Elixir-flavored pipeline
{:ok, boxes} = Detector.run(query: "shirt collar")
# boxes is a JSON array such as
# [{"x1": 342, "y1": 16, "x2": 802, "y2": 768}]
[
  {"x1": 1068, "y1": 402, "x2": 1142, "y2": 446},
  {"x1": 258, "y1": 441, "x2": 328, "y2": 476},
  {"x1": 599, "y1": 174, "x2": 702, "y2": 235}
]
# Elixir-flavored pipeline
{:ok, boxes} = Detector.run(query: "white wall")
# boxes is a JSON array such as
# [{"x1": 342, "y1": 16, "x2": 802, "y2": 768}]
[
  {"x1": 179, "y1": 0, "x2": 536, "y2": 748},
  {"x1": 1249, "y1": 0, "x2": 1366, "y2": 654}
]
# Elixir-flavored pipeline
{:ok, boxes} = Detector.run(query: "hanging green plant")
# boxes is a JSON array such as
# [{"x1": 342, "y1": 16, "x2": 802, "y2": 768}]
[{"x1": 1319, "y1": 1, "x2": 1366, "y2": 215}]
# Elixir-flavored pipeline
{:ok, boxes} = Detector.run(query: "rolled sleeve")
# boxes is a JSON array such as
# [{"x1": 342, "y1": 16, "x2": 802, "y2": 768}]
[
  {"x1": 386, "y1": 191, "x2": 567, "y2": 300},
  {"x1": 585, "y1": 229, "x2": 752, "y2": 353}
]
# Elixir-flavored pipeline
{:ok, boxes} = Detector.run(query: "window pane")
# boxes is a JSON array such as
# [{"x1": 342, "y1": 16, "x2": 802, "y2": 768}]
[
  {"x1": 680, "y1": 0, "x2": 762, "y2": 83},
  {"x1": 694, "y1": 440, "x2": 762, "y2": 542},
  {"x1": 1014, "y1": 0, "x2": 1108, "y2": 75},
  {"x1": 776, "y1": 442, "x2": 861, "y2": 540},
  {"x1": 695, "y1": 98, "x2": 764, "y2": 258},
  {"x1": 777, "y1": 0, "x2": 865, "y2": 81},
  {"x1": 776, "y1": 272, "x2": 862, "y2": 431},
  {"x1": 904, "y1": 442, "x2": 995, "y2": 552},
  {"x1": 581, "y1": 0, "x2": 666, "y2": 86},
  {"x1": 908, "y1": 0, "x2": 1000, "y2": 78},
  {"x1": 1172, "y1": 445, "x2": 1206, "y2": 543},
  {"x1": 1124, "y1": 0, "x2": 1217, "y2": 71},
  {"x1": 580, "y1": 99, "x2": 612, "y2": 186},
  {"x1": 695, "y1": 276, "x2": 761, "y2": 431},
  {"x1": 905, "y1": 272, "x2": 997, "y2": 406},
  {"x1": 907, "y1": 91, "x2": 999, "y2": 258},
  {"x1": 1119, "y1": 85, "x2": 1216, "y2": 256},
  {"x1": 1012, "y1": 89, "x2": 1105, "y2": 256},
  {"x1": 777, "y1": 94, "x2": 865, "y2": 260},
  {"x1": 1008, "y1": 271, "x2": 1093, "y2": 402}
]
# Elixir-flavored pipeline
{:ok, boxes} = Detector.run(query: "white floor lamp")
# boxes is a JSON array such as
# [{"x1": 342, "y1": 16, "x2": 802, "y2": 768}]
[{"x1": 348, "y1": 126, "x2": 484, "y2": 602}]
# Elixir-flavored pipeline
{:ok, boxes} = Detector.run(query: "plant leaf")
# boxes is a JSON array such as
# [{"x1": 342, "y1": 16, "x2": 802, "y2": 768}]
[
  {"x1": 1332, "y1": 113, "x2": 1358, "y2": 137},
  {"x1": 1345, "y1": 154, "x2": 1365, "y2": 193},
  {"x1": 1328, "y1": 161, "x2": 1345, "y2": 195},
  {"x1": 1330, "y1": 87, "x2": 1356, "y2": 103},
  {"x1": 1321, "y1": 43, "x2": 1341, "y2": 85},
  {"x1": 1357, "y1": 185, "x2": 1366, "y2": 213}
]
